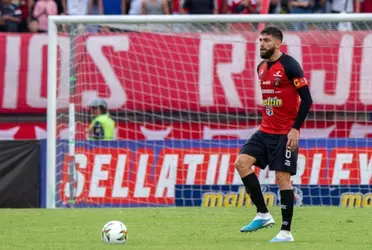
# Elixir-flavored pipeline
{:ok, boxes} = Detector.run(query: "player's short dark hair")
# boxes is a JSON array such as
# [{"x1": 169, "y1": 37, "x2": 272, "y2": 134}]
[{"x1": 260, "y1": 26, "x2": 283, "y2": 42}]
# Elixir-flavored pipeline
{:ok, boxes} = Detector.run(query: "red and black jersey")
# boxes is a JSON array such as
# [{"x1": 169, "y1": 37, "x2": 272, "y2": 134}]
[{"x1": 257, "y1": 53, "x2": 308, "y2": 135}]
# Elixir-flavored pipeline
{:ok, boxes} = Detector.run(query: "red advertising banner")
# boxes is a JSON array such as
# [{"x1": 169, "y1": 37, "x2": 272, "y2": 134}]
[
  {"x1": 1, "y1": 121, "x2": 372, "y2": 140},
  {"x1": 0, "y1": 32, "x2": 371, "y2": 113},
  {"x1": 57, "y1": 143, "x2": 372, "y2": 205}
]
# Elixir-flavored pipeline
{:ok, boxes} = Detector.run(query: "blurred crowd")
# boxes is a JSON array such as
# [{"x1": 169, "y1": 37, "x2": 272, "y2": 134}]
[{"x1": 0, "y1": 0, "x2": 371, "y2": 33}]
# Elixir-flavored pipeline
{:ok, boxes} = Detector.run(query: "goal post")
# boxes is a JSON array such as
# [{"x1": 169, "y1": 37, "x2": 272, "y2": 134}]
[{"x1": 47, "y1": 14, "x2": 372, "y2": 209}]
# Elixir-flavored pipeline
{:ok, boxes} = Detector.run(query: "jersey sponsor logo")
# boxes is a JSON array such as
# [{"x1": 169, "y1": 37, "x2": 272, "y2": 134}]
[
  {"x1": 340, "y1": 193, "x2": 372, "y2": 208},
  {"x1": 262, "y1": 80, "x2": 271, "y2": 85},
  {"x1": 201, "y1": 187, "x2": 276, "y2": 208},
  {"x1": 273, "y1": 71, "x2": 282, "y2": 78},
  {"x1": 263, "y1": 97, "x2": 282, "y2": 116},
  {"x1": 262, "y1": 97, "x2": 283, "y2": 107},
  {"x1": 261, "y1": 89, "x2": 275, "y2": 94}
]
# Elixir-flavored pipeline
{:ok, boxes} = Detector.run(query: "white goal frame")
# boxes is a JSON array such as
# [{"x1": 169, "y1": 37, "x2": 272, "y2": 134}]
[{"x1": 46, "y1": 13, "x2": 372, "y2": 209}]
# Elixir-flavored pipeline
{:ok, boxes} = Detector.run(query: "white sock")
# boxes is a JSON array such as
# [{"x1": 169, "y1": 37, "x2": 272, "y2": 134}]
[
  {"x1": 279, "y1": 230, "x2": 291, "y2": 235},
  {"x1": 258, "y1": 212, "x2": 271, "y2": 219}
]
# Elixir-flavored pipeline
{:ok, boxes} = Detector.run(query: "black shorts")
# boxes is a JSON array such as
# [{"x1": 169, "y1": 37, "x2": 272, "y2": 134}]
[{"x1": 240, "y1": 130, "x2": 298, "y2": 176}]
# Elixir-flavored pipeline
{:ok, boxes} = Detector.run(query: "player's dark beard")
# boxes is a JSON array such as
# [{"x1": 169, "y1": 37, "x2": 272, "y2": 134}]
[{"x1": 260, "y1": 47, "x2": 275, "y2": 59}]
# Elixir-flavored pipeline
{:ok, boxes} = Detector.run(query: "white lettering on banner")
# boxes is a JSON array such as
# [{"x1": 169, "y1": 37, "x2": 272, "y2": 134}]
[
  {"x1": 311, "y1": 35, "x2": 353, "y2": 105},
  {"x1": 57, "y1": 37, "x2": 71, "y2": 109},
  {"x1": 332, "y1": 153, "x2": 353, "y2": 185},
  {"x1": 184, "y1": 154, "x2": 204, "y2": 184},
  {"x1": 112, "y1": 154, "x2": 129, "y2": 198},
  {"x1": 26, "y1": 36, "x2": 70, "y2": 109},
  {"x1": 283, "y1": 34, "x2": 303, "y2": 67},
  {"x1": 140, "y1": 126, "x2": 173, "y2": 140},
  {"x1": 292, "y1": 153, "x2": 306, "y2": 184},
  {"x1": 359, "y1": 34, "x2": 372, "y2": 105},
  {"x1": 232, "y1": 169, "x2": 242, "y2": 184},
  {"x1": 258, "y1": 166, "x2": 276, "y2": 184},
  {"x1": 309, "y1": 153, "x2": 323, "y2": 185},
  {"x1": 205, "y1": 154, "x2": 218, "y2": 184},
  {"x1": 254, "y1": 37, "x2": 261, "y2": 105},
  {"x1": 0, "y1": 127, "x2": 19, "y2": 140},
  {"x1": 27, "y1": 35, "x2": 48, "y2": 108},
  {"x1": 155, "y1": 154, "x2": 178, "y2": 197},
  {"x1": 198, "y1": 34, "x2": 245, "y2": 107},
  {"x1": 89, "y1": 154, "x2": 111, "y2": 197},
  {"x1": 359, "y1": 153, "x2": 372, "y2": 185},
  {"x1": 64, "y1": 153, "x2": 87, "y2": 198},
  {"x1": 134, "y1": 154, "x2": 151, "y2": 197},
  {"x1": 349, "y1": 123, "x2": 372, "y2": 138},
  {"x1": 2, "y1": 36, "x2": 20, "y2": 109},
  {"x1": 85, "y1": 36, "x2": 128, "y2": 108},
  {"x1": 300, "y1": 126, "x2": 336, "y2": 139},
  {"x1": 59, "y1": 150, "x2": 372, "y2": 201},
  {"x1": 34, "y1": 126, "x2": 47, "y2": 140},
  {"x1": 217, "y1": 154, "x2": 230, "y2": 184},
  {"x1": 203, "y1": 126, "x2": 259, "y2": 140}
]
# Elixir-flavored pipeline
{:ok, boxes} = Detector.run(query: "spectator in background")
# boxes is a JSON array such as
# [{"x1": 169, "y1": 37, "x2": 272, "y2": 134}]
[
  {"x1": 331, "y1": 0, "x2": 360, "y2": 13},
  {"x1": 269, "y1": 0, "x2": 291, "y2": 14},
  {"x1": 33, "y1": 0, "x2": 57, "y2": 32},
  {"x1": 32, "y1": 0, "x2": 64, "y2": 15},
  {"x1": 312, "y1": 0, "x2": 327, "y2": 13},
  {"x1": 182, "y1": 0, "x2": 217, "y2": 14},
  {"x1": 217, "y1": 0, "x2": 228, "y2": 13},
  {"x1": 27, "y1": 17, "x2": 40, "y2": 32},
  {"x1": 11, "y1": 0, "x2": 28, "y2": 31},
  {"x1": 0, "y1": 0, "x2": 22, "y2": 32},
  {"x1": 98, "y1": 0, "x2": 126, "y2": 15},
  {"x1": 290, "y1": 0, "x2": 313, "y2": 31},
  {"x1": 128, "y1": 0, "x2": 142, "y2": 14},
  {"x1": 141, "y1": 0, "x2": 169, "y2": 14},
  {"x1": 227, "y1": 0, "x2": 257, "y2": 32},
  {"x1": 227, "y1": 0, "x2": 257, "y2": 14},
  {"x1": 62, "y1": 0, "x2": 89, "y2": 15},
  {"x1": 182, "y1": 0, "x2": 217, "y2": 32},
  {"x1": 88, "y1": 0, "x2": 100, "y2": 14},
  {"x1": 331, "y1": 0, "x2": 360, "y2": 30},
  {"x1": 360, "y1": 0, "x2": 372, "y2": 12}
]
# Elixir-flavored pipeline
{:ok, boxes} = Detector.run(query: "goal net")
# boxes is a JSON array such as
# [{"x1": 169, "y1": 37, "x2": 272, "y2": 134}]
[{"x1": 47, "y1": 14, "x2": 372, "y2": 209}]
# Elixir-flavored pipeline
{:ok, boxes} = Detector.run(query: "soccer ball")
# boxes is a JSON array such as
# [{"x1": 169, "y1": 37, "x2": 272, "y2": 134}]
[{"x1": 101, "y1": 220, "x2": 128, "y2": 244}]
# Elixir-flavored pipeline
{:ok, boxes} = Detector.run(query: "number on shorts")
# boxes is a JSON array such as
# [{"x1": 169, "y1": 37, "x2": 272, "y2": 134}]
[{"x1": 285, "y1": 150, "x2": 291, "y2": 167}]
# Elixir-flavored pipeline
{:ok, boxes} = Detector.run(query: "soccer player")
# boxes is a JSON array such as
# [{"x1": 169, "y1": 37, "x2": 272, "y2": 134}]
[{"x1": 235, "y1": 26, "x2": 313, "y2": 242}]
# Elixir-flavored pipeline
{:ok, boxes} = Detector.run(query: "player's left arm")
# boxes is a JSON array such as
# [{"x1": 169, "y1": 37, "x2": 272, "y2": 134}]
[{"x1": 284, "y1": 57, "x2": 313, "y2": 151}]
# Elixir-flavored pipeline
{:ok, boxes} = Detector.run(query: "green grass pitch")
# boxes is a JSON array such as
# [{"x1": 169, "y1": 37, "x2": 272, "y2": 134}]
[{"x1": 0, "y1": 207, "x2": 371, "y2": 250}]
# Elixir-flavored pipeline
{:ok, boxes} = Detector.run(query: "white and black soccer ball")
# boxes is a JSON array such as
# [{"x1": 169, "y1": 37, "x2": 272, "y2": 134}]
[{"x1": 101, "y1": 220, "x2": 128, "y2": 244}]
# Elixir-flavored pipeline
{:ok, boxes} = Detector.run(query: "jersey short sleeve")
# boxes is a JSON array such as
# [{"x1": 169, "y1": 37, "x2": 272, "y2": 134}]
[{"x1": 282, "y1": 55, "x2": 308, "y2": 89}]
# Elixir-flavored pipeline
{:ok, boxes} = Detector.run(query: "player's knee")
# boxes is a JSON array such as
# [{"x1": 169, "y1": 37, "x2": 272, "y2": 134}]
[
  {"x1": 234, "y1": 160, "x2": 245, "y2": 171},
  {"x1": 276, "y1": 171, "x2": 292, "y2": 190},
  {"x1": 234, "y1": 155, "x2": 255, "y2": 171}
]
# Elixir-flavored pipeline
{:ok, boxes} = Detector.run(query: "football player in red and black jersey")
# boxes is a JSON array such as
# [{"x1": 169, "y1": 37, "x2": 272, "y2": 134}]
[{"x1": 235, "y1": 26, "x2": 313, "y2": 242}]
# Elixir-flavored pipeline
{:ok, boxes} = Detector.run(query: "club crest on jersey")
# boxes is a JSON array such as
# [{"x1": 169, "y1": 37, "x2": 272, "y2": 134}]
[
  {"x1": 274, "y1": 78, "x2": 281, "y2": 86},
  {"x1": 266, "y1": 106, "x2": 274, "y2": 116},
  {"x1": 273, "y1": 71, "x2": 282, "y2": 86}
]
